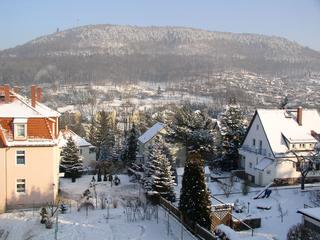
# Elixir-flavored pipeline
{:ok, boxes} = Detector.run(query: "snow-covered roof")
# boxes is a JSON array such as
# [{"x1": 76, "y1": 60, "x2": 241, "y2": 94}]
[
  {"x1": 138, "y1": 122, "x2": 166, "y2": 144},
  {"x1": 0, "y1": 99, "x2": 43, "y2": 118},
  {"x1": 59, "y1": 129, "x2": 93, "y2": 148},
  {"x1": 297, "y1": 207, "x2": 320, "y2": 221},
  {"x1": 255, "y1": 158, "x2": 273, "y2": 171},
  {"x1": 0, "y1": 91, "x2": 60, "y2": 118},
  {"x1": 256, "y1": 109, "x2": 320, "y2": 156}
]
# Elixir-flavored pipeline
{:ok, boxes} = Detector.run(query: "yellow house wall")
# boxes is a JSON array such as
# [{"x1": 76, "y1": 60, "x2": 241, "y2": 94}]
[
  {"x1": 5, "y1": 145, "x2": 60, "y2": 209},
  {"x1": 0, "y1": 148, "x2": 6, "y2": 213}
]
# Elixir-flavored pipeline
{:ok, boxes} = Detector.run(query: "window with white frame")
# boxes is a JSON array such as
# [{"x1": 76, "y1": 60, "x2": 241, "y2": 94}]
[
  {"x1": 16, "y1": 124, "x2": 26, "y2": 138},
  {"x1": 16, "y1": 179, "x2": 26, "y2": 193},
  {"x1": 252, "y1": 138, "x2": 256, "y2": 147},
  {"x1": 16, "y1": 150, "x2": 26, "y2": 165},
  {"x1": 14, "y1": 118, "x2": 27, "y2": 140},
  {"x1": 249, "y1": 162, "x2": 253, "y2": 168}
]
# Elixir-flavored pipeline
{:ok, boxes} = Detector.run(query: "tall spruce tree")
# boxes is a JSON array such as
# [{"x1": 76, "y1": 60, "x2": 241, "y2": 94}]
[
  {"x1": 60, "y1": 136, "x2": 83, "y2": 177},
  {"x1": 144, "y1": 137, "x2": 175, "y2": 199},
  {"x1": 219, "y1": 99, "x2": 246, "y2": 170},
  {"x1": 96, "y1": 111, "x2": 115, "y2": 161},
  {"x1": 179, "y1": 152, "x2": 211, "y2": 229},
  {"x1": 122, "y1": 123, "x2": 139, "y2": 165}
]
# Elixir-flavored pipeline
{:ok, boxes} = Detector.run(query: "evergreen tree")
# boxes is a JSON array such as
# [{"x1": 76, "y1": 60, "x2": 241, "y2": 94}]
[
  {"x1": 60, "y1": 136, "x2": 83, "y2": 178},
  {"x1": 87, "y1": 118, "x2": 98, "y2": 159},
  {"x1": 122, "y1": 123, "x2": 139, "y2": 165},
  {"x1": 169, "y1": 104, "x2": 216, "y2": 159},
  {"x1": 219, "y1": 100, "x2": 246, "y2": 171},
  {"x1": 96, "y1": 111, "x2": 115, "y2": 161},
  {"x1": 179, "y1": 152, "x2": 211, "y2": 229},
  {"x1": 144, "y1": 137, "x2": 175, "y2": 200}
]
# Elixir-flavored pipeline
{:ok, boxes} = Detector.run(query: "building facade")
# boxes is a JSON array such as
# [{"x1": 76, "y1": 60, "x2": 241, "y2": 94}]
[
  {"x1": 239, "y1": 108, "x2": 320, "y2": 186},
  {"x1": 0, "y1": 85, "x2": 60, "y2": 212}
]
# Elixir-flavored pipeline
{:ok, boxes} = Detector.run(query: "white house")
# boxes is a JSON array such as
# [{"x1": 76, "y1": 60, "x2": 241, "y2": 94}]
[
  {"x1": 58, "y1": 128, "x2": 96, "y2": 169},
  {"x1": 239, "y1": 107, "x2": 320, "y2": 186},
  {"x1": 138, "y1": 122, "x2": 166, "y2": 163}
]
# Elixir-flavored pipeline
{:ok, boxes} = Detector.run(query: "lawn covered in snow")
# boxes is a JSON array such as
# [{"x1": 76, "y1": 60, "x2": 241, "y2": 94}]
[
  {"x1": 0, "y1": 175, "x2": 195, "y2": 240},
  {"x1": 207, "y1": 179, "x2": 320, "y2": 240}
]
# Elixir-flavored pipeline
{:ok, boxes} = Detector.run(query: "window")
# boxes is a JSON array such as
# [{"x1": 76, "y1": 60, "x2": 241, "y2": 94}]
[
  {"x1": 292, "y1": 144, "x2": 296, "y2": 149},
  {"x1": 293, "y1": 162, "x2": 296, "y2": 169},
  {"x1": 16, "y1": 150, "x2": 25, "y2": 165},
  {"x1": 252, "y1": 138, "x2": 256, "y2": 147},
  {"x1": 249, "y1": 162, "x2": 253, "y2": 168},
  {"x1": 79, "y1": 149, "x2": 83, "y2": 155},
  {"x1": 266, "y1": 170, "x2": 271, "y2": 174},
  {"x1": 256, "y1": 124, "x2": 259, "y2": 130},
  {"x1": 15, "y1": 124, "x2": 26, "y2": 138},
  {"x1": 16, "y1": 179, "x2": 26, "y2": 193},
  {"x1": 89, "y1": 147, "x2": 95, "y2": 154},
  {"x1": 259, "y1": 140, "x2": 263, "y2": 154}
]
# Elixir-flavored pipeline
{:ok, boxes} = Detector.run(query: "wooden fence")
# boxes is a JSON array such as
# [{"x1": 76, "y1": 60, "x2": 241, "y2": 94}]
[{"x1": 159, "y1": 196, "x2": 217, "y2": 240}]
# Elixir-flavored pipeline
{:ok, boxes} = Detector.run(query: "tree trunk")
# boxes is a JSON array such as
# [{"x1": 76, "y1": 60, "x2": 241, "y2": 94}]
[{"x1": 301, "y1": 175, "x2": 305, "y2": 190}]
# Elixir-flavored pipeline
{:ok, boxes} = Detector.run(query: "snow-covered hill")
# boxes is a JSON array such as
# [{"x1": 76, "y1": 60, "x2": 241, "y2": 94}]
[{"x1": 0, "y1": 24, "x2": 319, "y2": 84}]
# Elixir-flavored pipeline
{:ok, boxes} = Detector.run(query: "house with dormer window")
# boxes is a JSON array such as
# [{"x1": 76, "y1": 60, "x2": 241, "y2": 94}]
[
  {"x1": 0, "y1": 85, "x2": 60, "y2": 212},
  {"x1": 239, "y1": 107, "x2": 320, "y2": 186}
]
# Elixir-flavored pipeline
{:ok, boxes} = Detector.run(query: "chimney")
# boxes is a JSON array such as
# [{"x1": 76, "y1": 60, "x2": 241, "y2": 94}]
[
  {"x1": 31, "y1": 85, "x2": 36, "y2": 107},
  {"x1": 4, "y1": 84, "x2": 10, "y2": 103},
  {"x1": 13, "y1": 86, "x2": 20, "y2": 94},
  {"x1": 297, "y1": 106, "x2": 303, "y2": 126},
  {"x1": 37, "y1": 87, "x2": 42, "y2": 102}
]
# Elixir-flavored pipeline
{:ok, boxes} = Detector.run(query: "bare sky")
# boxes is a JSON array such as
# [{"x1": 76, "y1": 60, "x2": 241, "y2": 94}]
[{"x1": 1, "y1": 0, "x2": 320, "y2": 51}]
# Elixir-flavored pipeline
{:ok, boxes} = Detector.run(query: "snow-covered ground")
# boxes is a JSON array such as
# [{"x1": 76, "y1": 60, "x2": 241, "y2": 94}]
[
  {"x1": 0, "y1": 175, "x2": 195, "y2": 240},
  {"x1": 207, "y1": 179, "x2": 320, "y2": 240}
]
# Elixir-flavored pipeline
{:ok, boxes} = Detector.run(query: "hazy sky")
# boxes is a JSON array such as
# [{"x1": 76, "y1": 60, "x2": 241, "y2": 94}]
[{"x1": 1, "y1": 0, "x2": 320, "y2": 50}]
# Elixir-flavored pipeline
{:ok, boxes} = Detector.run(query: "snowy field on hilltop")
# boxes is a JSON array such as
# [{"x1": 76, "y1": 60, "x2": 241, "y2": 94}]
[{"x1": 0, "y1": 175, "x2": 196, "y2": 240}]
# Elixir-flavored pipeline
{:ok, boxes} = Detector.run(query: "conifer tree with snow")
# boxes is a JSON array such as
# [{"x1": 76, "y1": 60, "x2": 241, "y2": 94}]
[
  {"x1": 88, "y1": 118, "x2": 97, "y2": 147},
  {"x1": 179, "y1": 152, "x2": 211, "y2": 229},
  {"x1": 96, "y1": 111, "x2": 115, "y2": 161},
  {"x1": 144, "y1": 137, "x2": 175, "y2": 200},
  {"x1": 219, "y1": 98, "x2": 246, "y2": 171},
  {"x1": 122, "y1": 123, "x2": 139, "y2": 165},
  {"x1": 168, "y1": 104, "x2": 216, "y2": 160},
  {"x1": 60, "y1": 136, "x2": 83, "y2": 178}
]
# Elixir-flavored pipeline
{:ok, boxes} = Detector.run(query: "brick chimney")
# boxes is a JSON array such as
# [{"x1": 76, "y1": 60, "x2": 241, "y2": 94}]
[
  {"x1": 297, "y1": 106, "x2": 303, "y2": 126},
  {"x1": 13, "y1": 86, "x2": 20, "y2": 93},
  {"x1": 37, "y1": 87, "x2": 42, "y2": 102},
  {"x1": 4, "y1": 84, "x2": 10, "y2": 103},
  {"x1": 31, "y1": 85, "x2": 36, "y2": 107}
]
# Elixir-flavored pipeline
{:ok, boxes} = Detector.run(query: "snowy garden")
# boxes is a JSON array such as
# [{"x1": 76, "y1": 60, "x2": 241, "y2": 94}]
[{"x1": 0, "y1": 175, "x2": 197, "y2": 240}]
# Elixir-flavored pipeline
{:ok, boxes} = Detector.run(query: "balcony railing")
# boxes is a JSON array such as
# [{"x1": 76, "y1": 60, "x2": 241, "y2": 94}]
[{"x1": 240, "y1": 145, "x2": 267, "y2": 156}]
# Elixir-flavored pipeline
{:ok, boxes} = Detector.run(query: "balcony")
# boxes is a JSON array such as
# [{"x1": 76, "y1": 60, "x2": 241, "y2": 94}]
[{"x1": 240, "y1": 145, "x2": 267, "y2": 156}]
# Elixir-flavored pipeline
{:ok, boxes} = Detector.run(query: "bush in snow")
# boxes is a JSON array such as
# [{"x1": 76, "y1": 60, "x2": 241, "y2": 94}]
[
  {"x1": 287, "y1": 223, "x2": 320, "y2": 240},
  {"x1": 241, "y1": 179, "x2": 250, "y2": 195}
]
